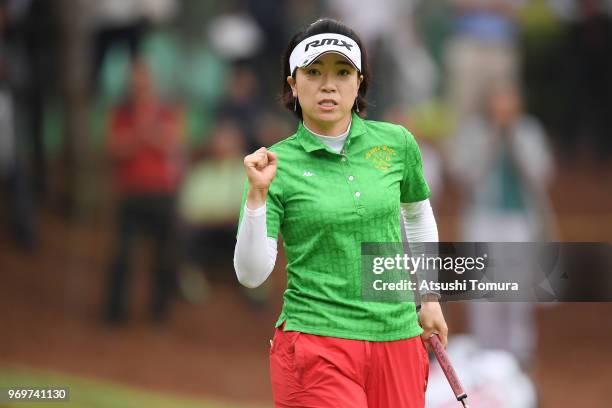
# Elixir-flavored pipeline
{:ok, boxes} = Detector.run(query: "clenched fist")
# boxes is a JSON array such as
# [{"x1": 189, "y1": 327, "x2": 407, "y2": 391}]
[{"x1": 244, "y1": 147, "x2": 278, "y2": 209}]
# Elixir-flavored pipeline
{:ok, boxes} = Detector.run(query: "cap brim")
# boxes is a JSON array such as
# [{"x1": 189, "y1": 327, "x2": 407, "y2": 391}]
[{"x1": 299, "y1": 50, "x2": 360, "y2": 72}]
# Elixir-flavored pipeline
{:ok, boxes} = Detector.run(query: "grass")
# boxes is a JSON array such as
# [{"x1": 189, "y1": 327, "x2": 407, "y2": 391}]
[{"x1": 0, "y1": 366, "x2": 269, "y2": 408}]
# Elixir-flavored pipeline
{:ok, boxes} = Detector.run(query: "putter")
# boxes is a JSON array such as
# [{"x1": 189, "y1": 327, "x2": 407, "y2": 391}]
[{"x1": 429, "y1": 334, "x2": 470, "y2": 408}]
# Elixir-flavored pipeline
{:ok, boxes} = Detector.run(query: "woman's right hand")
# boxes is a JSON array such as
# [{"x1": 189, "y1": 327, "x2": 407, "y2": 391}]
[{"x1": 244, "y1": 147, "x2": 278, "y2": 209}]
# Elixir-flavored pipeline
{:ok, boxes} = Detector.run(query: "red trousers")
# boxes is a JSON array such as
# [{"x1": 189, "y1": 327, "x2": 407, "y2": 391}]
[{"x1": 269, "y1": 323, "x2": 429, "y2": 408}]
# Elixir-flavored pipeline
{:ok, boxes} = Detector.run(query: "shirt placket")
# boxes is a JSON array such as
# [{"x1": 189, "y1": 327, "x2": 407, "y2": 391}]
[{"x1": 339, "y1": 139, "x2": 366, "y2": 216}]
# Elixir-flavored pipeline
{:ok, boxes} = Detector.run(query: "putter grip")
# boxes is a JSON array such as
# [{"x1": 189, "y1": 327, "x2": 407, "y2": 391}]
[{"x1": 430, "y1": 334, "x2": 467, "y2": 401}]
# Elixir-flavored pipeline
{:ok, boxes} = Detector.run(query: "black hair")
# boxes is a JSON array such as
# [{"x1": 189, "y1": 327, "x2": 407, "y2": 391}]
[{"x1": 280, "y1": 18, "x2": 370, "y2": 120}]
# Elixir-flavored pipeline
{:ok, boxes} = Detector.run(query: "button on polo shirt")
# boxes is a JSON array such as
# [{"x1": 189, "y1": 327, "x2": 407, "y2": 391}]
[{"x1": 238, "y1": 111, "x2": 431, "y2": 341}]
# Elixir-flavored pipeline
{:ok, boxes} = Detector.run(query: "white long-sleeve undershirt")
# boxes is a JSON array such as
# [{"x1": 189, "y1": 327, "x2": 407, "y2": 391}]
[{"x1": 233, "y1": 204, "x2": 278, "y2": 288}]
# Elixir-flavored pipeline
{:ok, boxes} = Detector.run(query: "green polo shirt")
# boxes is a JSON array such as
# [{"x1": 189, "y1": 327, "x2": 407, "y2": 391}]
[{"x1": 238, "y1": 112, "x2": 431, "y2": 341}]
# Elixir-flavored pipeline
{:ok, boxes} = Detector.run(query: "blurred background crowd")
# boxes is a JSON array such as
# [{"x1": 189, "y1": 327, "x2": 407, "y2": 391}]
[{"x1": 1, "y1": 0, "x2": 611, "y2": 407}]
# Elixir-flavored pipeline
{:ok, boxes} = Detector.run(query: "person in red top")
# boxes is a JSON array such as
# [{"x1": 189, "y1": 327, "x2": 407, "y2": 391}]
[{"x1": 104, "y1": 59, "x2": 184, "y2": 324}]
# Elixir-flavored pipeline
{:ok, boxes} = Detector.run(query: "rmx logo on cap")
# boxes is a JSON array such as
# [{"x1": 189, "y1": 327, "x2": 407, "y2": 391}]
[
  {"x1": 289, "y1": 33, "x2": 362, "y2": 75},
  {"x1": 304, "y1": 38, "x2": 353, "y2": 52}
]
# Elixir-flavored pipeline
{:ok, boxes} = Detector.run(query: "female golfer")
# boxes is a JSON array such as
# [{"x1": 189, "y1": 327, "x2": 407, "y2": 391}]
[{"x1": 234, "y1": 18, "x2": 447, "y2": 408}]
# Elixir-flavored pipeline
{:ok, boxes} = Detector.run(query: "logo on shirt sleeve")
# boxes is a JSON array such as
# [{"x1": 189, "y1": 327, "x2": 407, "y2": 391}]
[{"x1": 365, "y1": 145, "x2": 397, "y2": 171}]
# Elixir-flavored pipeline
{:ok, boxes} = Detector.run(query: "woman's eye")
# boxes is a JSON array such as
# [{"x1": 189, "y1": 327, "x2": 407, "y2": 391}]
[
  {"x1": 338, "y1": 69, "x2": 350, "y2": 76},
  {"x1": 307, "y1": 69, "x2": 320, "y2": 76}
]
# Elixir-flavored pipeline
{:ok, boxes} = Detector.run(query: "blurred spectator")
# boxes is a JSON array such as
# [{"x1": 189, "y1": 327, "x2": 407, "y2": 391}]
[
  {"x1": 177, "y1": 118, "x2": 271, "y2": 306},
  {"x1": 104, "y1": 59, "x2": 185, "y2": 324},
  {"x1": 448, "y1": 81, "x2": 556, "y2": 365},
  {"x1": 178, "y1": 119, "x2": 245, "y2": 284},
  {"x1": 244, "y1": 0, "x2": 290, "y2": 97},
  {"x1": 560, "y1": 0, "x2": 612, "y2": 162},
  {"x1": 0, "y1": 71, "x2": 36, "y2": 250},
  {"x1": 216, "y1": 65, "x2": 263, "y2": 151},
  {"x1": 0, "y1": 0, "x2": 52, "y2": 249},
  {"x1": 88, "y1": 0, "x2": 178, "y2": 89},
  {"x1": 179, "y1": 119, "x2": 246, "y2": 231},
  {"x1": 445, "y1": 0, "x2": 523, "y2": 122},
  {"x1": 2, "y1": 0, "x2": 58, "y2": 196}
]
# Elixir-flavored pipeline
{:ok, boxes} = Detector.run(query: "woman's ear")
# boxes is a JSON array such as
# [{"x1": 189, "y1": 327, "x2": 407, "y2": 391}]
[
  {"x1": 356, "y1": 74, "x2": 364, "y2": 97},
  {"x1": 287, "y1": 76, "x2": 297, "y2": 96}
]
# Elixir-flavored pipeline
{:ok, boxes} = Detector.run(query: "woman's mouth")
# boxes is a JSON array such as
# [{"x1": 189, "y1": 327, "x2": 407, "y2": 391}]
[{"x1": 318, "y1": 100, "x2": 338, "y2": 110}]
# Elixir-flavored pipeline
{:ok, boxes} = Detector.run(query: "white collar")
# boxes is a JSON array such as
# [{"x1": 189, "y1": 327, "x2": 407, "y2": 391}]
[{"x1": 304, "y1": 119, "x2": 352, "y2": 139}]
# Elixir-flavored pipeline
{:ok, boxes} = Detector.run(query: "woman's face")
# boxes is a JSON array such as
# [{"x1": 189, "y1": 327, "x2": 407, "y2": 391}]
[
  {"x1": 130, "y1": 61, "x2": 154, "y2": 102},
  {"x1": 488, "y1": 85, "x2": 521, "y2": 127},
  {"x1": 287, "y1": 53, "x2": 362, "y2": 130}
]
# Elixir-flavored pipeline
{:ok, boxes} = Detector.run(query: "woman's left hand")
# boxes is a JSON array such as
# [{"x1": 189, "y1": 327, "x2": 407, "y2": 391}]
[{"x1": 418, "y1": 295, "x2": 448, "y2": 349}]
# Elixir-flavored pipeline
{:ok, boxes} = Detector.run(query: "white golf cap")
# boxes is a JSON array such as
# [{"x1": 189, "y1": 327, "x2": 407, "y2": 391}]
[{"x1": 289, "y1": 33, "x2": 361, "y2": 75}]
